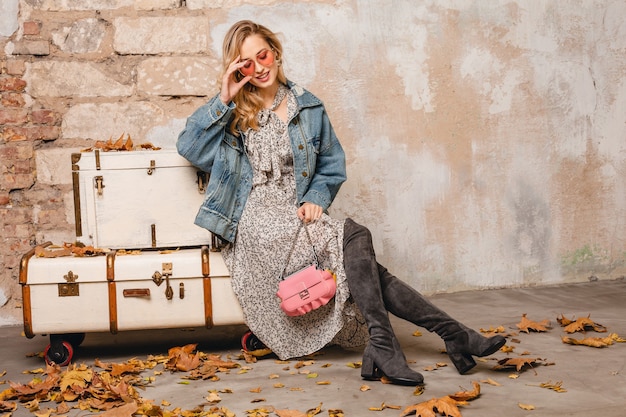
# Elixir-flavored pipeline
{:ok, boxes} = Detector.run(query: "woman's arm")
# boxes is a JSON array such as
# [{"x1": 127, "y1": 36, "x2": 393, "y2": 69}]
[
  {"x1": 176, "y1": 95, "x2": 235, "y2": 172},
  {"x1": 178, "y1": 55, "x2": 252, "y2": 171},
  {"x1": 300, "y1": 107, "x2": 347, "y2": 211}
]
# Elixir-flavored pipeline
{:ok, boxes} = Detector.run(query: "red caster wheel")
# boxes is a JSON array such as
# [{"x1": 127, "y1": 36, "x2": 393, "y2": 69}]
[
  {"x1": 44, "y1": 340, "x2": 73, "y2": 366},
  {"x1": 241, "y1": 330, "x2": 269, "y2": 352}
]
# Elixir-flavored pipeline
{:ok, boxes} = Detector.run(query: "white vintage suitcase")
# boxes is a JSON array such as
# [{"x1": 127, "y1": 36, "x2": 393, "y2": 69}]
[
  {"x1": 20, "y1": 244, "x2": 244, "y2": 365},
  {"x1": 72, "y1": 149, "x2": 212, "y2": 249}
]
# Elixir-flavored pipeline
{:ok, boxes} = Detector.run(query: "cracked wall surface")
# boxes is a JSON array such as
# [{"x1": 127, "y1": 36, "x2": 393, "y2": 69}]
[{"x1": 1, "y1": 0, "x2": 626, "y2": 324}]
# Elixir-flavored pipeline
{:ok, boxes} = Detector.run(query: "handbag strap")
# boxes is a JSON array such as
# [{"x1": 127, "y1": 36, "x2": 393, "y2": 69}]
[{"x1": 279, "y1": 222, "x2": 319, "y2": 280}]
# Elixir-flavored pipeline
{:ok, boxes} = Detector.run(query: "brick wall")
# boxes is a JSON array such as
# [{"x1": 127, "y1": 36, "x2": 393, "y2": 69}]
[{"x1": 1, "y1": 16, "x2": 63, "y2": 322}]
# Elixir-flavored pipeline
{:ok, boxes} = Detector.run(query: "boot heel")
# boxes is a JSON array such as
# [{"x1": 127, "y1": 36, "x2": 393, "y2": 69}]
[
  {"x1": 448, "y1": 352, "x2": 476, "y2": 375},
  {"x1": 360, "y1": 351, "x2": 381, "y2": 380}
]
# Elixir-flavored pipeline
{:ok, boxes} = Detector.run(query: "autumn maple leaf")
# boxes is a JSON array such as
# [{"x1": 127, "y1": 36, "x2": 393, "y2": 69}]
[
  {"x1": 449, "y1": 381, "x2": 481, "y2": 402},
  {"x1": 0, "y1": 400, "x2": 17, "y2": 412},
  {"x1": 165, "y1": 344, "x2": 202, "y2": 372},
  {"x1": 561, "y1": 334, "x2": 620, "y2": 348},
  {"x1": 59, "y1": 364, "x2": 93, "y2": 392},
  {"x1": 557, "y1": 314, "x2": 607, "y2": 333},
  {"x1": 516, "y1": 314, "x2": 551, "y2": 333},
  {"x1": 493, "y1": 357, "x2": 546, "y2": 373},
  {"x1": 94, "y1": 401, "x2": 139, "y2": 417},
  {"x1": 401, "y1": 396, "x2": 463, "y2": 417}
]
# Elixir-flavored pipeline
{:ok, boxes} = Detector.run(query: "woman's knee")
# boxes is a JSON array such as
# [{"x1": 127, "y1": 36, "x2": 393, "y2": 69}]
[{"x1": 343, "y1": 218, "x2": 373, "y2": 249}]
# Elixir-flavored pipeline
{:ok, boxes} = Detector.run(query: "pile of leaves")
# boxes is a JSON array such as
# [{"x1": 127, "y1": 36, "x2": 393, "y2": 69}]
[
  {"x1": 0, "y1": 344, "x2": 241, "y2": 417},
  {"x1": 81, "y1": 134, "x2": 161, "y2": 153},
  {"x1": 557, "y1": 314, "x2": 625, "y2": 347},
  {"x1": 35, "y1": 243, "x2": 108, "y2": 258}
]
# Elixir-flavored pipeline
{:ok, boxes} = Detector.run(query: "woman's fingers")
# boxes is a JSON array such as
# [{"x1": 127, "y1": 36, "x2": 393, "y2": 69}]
[
  {"x1": 220, "y1": 56, "x2": 251, "y2": 103},
  {"x1": 298, "y1": 203, "x2": 323, "y2": 223}
]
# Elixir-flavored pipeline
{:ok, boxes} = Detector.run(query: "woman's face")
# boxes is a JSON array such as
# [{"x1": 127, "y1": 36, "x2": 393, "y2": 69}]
[{"x1": 239, "y1": 34, "x2": 279, "y2": 89}]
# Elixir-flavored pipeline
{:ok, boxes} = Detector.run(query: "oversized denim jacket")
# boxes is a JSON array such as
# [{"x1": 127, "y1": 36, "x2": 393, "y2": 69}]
[{"x1": 176, "y1": 81, "x2": 346, "y2": 242}]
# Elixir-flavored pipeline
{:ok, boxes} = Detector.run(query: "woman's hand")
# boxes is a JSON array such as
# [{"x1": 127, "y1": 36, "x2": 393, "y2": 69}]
[
  {"x1": 220, "y1": 55, "x2": 252, "y2": 104},
  {"x1": 297, "y1": 203, "x2": 323, "y2": 223}
]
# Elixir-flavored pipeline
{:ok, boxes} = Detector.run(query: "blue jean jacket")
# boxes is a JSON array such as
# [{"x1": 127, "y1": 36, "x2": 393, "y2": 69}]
[{"x1": 176, "y1": 81, "x2": 346, "y2": 242}]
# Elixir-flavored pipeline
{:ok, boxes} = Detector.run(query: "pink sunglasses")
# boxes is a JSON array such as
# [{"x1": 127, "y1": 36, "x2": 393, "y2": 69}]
[{"x1": 239, "y1": 49, "x2": 275, "y2": 77}]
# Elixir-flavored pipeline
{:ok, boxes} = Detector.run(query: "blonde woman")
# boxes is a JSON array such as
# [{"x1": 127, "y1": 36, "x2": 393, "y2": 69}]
[{"x1": 177, "y1": 20, "x2": 505, "y2": 386}]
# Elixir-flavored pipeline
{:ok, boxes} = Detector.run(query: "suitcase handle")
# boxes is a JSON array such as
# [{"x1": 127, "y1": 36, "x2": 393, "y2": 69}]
[{"x1": 123, "y1": 288, "x2": 151, "y2": 298}]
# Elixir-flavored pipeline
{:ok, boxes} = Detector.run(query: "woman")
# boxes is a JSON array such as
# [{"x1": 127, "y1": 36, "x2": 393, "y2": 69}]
[{"x1": 177, "y1": 20, "x2": 505, "y2": 386}]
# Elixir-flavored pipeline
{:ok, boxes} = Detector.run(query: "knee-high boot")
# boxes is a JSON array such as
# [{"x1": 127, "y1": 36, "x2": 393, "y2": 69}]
[
  {"x1": 377, "y1": 263, "x2": 506, "y2": 374},
  {"x1": 343, "y1": 219, "x2": 424, "y2": 386}
]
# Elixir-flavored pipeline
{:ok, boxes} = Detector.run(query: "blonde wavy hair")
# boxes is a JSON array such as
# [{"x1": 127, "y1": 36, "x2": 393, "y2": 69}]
[{"x1": 221, "y1": 20, "x2": 287, "y2": 135}]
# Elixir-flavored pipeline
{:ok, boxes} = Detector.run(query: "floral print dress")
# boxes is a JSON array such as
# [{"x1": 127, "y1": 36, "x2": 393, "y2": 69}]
[{"x1": 221, "y1": 84, "x2": 368, "y2": 360}]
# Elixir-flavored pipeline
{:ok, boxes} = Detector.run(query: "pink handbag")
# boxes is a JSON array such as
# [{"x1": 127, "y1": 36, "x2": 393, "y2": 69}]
[
  {"x1": 276, "y1": 223, "x2": 337, "y2": 316},
  {"x1": 277, "y1": 265, "x2": 336, "y2": 316}
]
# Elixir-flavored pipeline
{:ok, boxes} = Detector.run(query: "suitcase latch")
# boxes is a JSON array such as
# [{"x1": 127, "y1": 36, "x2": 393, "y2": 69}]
[
  {"x1": 94, "y1": 176, "x2": 105, "y2": 196},
  {"x1": 58, "y1": 270, "x2": 79, "y2": 297},
  {"x1": 152, "y1": 263, "x2": 174, "y2": 300}
]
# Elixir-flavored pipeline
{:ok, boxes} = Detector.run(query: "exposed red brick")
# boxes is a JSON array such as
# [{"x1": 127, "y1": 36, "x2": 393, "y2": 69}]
[
  {"x1": 1, "y1": 92, "x2": 26, "y2": 107},
  {"x1": 0, "y1": 145, "x2": 18, "y2": 160},
  {"x1": 1, "y1": 172, "x2": 35, "y2": 190},
  {"x1": 0, "y1": 77, "x2": 27, "y2": 92},
  {"x1": 0, "y1": 144, "x2": 35, "y2": 162},
  {"x1": 0, "y1": 127, "x2": 27, "y2": 142},
  {"x1": 5, "y1": 60, "x2": 26, "y2": 76},
  {"x1": 2, "y1": 126, "x2": 60, "y2": 142},
  {"x1": 23, "y1": 21, "x2": 41, "y2": 36},
  {"x1": 12, "y1": 160, "x2": 32, "y2": 174},
  {"x1": 0, "y1": 193, "x2": 9, "y2": 206},
  {"x1": 30, "y1": 109, "x2": 57, "y2": 125},
  {"x1": 0, "y1": 109, "x2": 29, "y2": 125}
]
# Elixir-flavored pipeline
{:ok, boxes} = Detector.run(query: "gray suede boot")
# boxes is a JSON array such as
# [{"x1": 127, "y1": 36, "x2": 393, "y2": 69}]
[
  {"x1": 377, "y1": 263, "x2": 506, "y2": 374},
  {"x1": 343, "y1": 219, "x2": 424, "y2": 386}
]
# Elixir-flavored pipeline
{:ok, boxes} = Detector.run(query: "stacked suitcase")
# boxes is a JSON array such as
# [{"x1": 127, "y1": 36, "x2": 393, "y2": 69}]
[{"x1": 19, "y1": 149, "x2": 245, "y2": 365}]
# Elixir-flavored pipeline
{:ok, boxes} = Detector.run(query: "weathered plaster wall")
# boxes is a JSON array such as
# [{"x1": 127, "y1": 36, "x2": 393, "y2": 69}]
[{"x1": 1, "y1": 0, "x2": 625, "y2": 324}]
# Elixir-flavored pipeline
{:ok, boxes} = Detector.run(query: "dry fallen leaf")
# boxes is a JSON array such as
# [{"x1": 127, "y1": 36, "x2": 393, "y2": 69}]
[
  {"x1": 449, "y1": 381, "x2": 481, "y2": 402},
  {"x1": 368, "y1": 402, "x2": 401, "y2": 411},
  {"x1": 518, "y1": 403, "x2": 535, "y2": 410},
  {"x1": 561, "y1": 333, "x2": 625, "y2": 348},
  {"x1": 401, "y1": 396, "x2": 463, "y2": 417},
  {"x1": 517, "y1": 314, "x2": 551, "y2": 333},
  {"x1": 479, "y1": 325, "x2": 506, "y2": 336},
  {"x1": 480, "y1": 378, "x2": 501, "y2": 386},
  {"x1": 306, "y1": 402, "x2": 323, "y2": 416},
  {"x1": 493, "y1": 357, "x2": 547, "y2": 373},
  {"x1": 558, "y1": 314, "x2": 607, "y2": 333},
  {"x1": 537, "y1": 380, "x2": 567, "y2": 393},
  {"x1": 500, "y1": 345, "x2": 515, "y2": 353}
]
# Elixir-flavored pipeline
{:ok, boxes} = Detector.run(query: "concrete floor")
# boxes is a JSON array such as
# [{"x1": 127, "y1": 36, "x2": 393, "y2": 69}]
[{"x1": 1, "y1": 279, "x2": 625, "y2": 417}]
